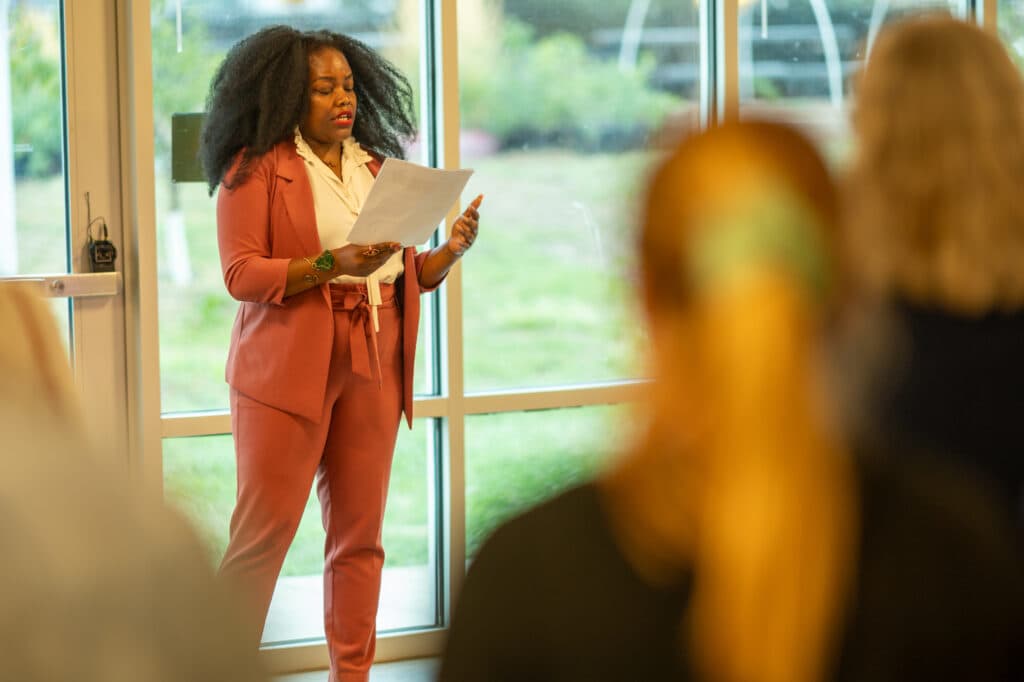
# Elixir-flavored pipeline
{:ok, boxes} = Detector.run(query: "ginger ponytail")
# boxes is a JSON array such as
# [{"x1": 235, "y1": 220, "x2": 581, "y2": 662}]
[
  {"x1": 602, "y1": 121, "x2": 857, "y2": 682},
  {"x1": 687, "y1": 266, "x2": 856, "y2": 682}
]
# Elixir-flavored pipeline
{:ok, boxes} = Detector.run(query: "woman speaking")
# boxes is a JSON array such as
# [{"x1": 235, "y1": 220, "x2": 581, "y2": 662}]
[{"x1": 199, "y1": 25, "x2": 480, "y2": 682}]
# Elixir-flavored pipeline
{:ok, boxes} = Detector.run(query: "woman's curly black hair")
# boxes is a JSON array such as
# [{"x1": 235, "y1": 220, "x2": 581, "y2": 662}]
[{"x1": 199, "y1": 25, "x2": 415, "y2": 195}]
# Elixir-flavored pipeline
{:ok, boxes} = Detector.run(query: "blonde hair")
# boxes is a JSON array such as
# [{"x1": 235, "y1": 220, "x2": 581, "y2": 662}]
[
  {"x1": 846, "y1": 14, "x2": 1024, "y2": 314},
  {"x1": 602, "y1": 121, "x2": 857, "y2": 682},
  {"x1": 0, "y1": 284, "x2": 85, "y2": 430},
  {"x1": 0, "y1": 286, "x2": 268, "y2": 682}
]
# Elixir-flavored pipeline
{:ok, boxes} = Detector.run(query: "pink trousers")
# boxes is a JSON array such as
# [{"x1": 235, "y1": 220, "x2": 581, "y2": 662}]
[{"x1": 220, "y1": 283, "x2": 403, "y2": 682}]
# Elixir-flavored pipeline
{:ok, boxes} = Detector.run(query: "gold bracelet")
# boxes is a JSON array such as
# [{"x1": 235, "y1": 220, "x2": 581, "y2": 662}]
[{"x1": 302, "y1": 257, "x2": 319, "y2": 285}]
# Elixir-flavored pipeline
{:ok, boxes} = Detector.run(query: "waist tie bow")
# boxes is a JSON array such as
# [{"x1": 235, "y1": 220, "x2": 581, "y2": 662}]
[{"x1": 329, "y1": 281, "x2": 397, "y2": 389}]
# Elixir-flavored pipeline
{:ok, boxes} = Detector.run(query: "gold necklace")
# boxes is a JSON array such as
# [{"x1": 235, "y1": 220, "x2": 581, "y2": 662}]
[
  {"x1": 321, "y1": 153, "x2": 342, "y2": 179},
  {"x1": 314, "y1": 144, "x2": 341, "y2": 170}
]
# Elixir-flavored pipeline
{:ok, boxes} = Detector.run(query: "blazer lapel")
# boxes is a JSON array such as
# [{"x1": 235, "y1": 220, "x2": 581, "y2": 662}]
[{"x1": 275, "y1": 143, "x2": 323, "y2": 255}]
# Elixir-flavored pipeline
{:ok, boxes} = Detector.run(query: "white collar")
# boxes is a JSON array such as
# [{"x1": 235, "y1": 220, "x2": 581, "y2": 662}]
[{"x1": 293, "y1": 128, "x2": 373, "y2": 182}]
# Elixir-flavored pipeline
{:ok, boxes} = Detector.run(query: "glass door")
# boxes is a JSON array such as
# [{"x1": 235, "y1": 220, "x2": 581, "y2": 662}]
[{"x1": 0, "y1": 0, "x2": 128, "y2": 469}]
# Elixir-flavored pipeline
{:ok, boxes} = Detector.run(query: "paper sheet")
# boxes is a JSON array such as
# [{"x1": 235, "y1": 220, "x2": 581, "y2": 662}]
[{"x1": 346, "y1": 158, "x2": 474, "y2": 247}]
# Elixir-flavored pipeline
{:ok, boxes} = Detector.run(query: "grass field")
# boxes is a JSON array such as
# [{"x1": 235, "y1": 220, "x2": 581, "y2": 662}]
[{"x1": 163, "y1": 404, "x2": 629, "y2": 576}]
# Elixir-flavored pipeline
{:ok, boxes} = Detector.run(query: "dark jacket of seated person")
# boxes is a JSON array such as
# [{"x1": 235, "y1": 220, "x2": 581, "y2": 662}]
[
  {"x1": 865, "y1": 299, "x2": 1024, "y2": 528},
  {"x1": 438, "y1": 451, "x2": 1024, "y2": 682}
]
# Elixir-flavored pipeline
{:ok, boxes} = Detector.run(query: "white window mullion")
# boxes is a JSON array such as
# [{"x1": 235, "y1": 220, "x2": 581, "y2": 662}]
[
  {"x1": 435, "y1": 0, "x2": 466, "y2": 625},
  {"x1": 63, "y1": 0, "x2": 131, "y2": 473},
  {"x1": 118, "y1": 0, "x2": 163, "y2": 495},
  {"x1": 981, "y1": 0, "x2": 997, "y2": 32},
  {"x1": 720, "y1": 0, "x2": 740, "y2": 122}
]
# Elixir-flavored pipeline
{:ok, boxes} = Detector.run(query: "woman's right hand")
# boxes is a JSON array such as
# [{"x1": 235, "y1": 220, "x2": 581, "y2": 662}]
[{"x1": 332, "y1": 242, "x2": 402, "y2": 277}]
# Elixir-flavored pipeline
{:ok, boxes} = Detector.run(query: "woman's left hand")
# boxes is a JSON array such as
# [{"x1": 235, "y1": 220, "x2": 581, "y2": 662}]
[{"x1": 446, "y1": 195, "x2": 483, "y2": 258}]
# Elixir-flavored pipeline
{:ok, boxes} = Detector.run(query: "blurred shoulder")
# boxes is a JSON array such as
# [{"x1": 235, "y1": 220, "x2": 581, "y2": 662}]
[
  {"x1": 475, "y1": 483, "x2": 604, "y2": 561},
  {"x1": 462, "y1": 483, "x2": 609, "y2": 600}
]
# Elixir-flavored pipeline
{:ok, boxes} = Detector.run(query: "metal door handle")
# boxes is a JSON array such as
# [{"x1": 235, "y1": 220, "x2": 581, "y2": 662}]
[{"x1": 0, "y1": 272, "x2": 121, "y2": 298}]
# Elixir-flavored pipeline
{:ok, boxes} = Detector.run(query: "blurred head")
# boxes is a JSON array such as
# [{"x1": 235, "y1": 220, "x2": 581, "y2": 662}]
[
  {"x1": 0, "y1": 285, "x2": 81, "y2": 419},
  {"x1": 635, "y1": 122, "x2": 842, "y2": 469},
  {"x1": 639, "y1": 120, "x2": 839, "y2": 376},
  {"x1": 0, "y1": 286, "x2": 267, "y2": 682},
  {"x1": 604, "y1": 120, "x2": 856, "y2": 682},
  {"x1": 847, "y1": 14, "x2": 1024, "y2": 314}
]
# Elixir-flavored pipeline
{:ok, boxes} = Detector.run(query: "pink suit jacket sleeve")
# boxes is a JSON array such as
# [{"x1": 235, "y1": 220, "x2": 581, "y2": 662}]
[{"x1": 217, "y1": 152, "x2": 291, "y2": 306}]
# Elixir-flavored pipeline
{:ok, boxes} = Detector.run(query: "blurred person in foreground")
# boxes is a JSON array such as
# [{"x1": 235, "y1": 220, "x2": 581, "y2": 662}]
[
  {"x1": 843, "y1": 14, "x2": 1024, "y2": 526},
  {"x1": 439, "y1": 121, "x2": 1023, "y2": 682},
  {"x1": 0, "y1": 285, "x2": 267, "y2": 682}
]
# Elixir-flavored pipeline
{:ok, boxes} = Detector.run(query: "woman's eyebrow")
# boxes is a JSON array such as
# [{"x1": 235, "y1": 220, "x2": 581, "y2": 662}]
[{"x1": 312, "y1": 72, "x2": 353, "y2": 82}]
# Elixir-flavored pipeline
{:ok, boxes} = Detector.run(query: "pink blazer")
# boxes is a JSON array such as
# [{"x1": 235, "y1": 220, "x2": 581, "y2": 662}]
[{"x1": 217, "y1": 140, "x2": 440, "y2": 427}]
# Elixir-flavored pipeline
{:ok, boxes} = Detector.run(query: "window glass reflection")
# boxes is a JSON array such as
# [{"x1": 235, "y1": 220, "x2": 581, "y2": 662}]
[
  {"x1": 459, "y1": 1, "x2": 693, "y2": 392},
  {"x1": 739, "y1": 0, "x2": 966, "y2": 158},
  {"x1": 999, "y1": 0, "x2": 1024, "y2": 68}
]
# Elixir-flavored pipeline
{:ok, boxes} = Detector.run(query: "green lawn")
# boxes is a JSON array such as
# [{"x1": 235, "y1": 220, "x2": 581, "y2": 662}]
[
  {"x1": 163, "y1": 421, "x2": 432, "y2": 576},
  {"x1": 164, "y1": 403, "x2": 628, "y2": 576},
  {"x1": 14, "y1": 174, "x2": 69, "y2": 273},
  {"x1": 461, "y1": 149, "x2": 648, "y2": 389}
]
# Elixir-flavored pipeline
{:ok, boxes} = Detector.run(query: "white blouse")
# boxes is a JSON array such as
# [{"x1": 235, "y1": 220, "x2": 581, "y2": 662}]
[{"x1": 293, "y1": 130, "x2": 405, "y2": 330}]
